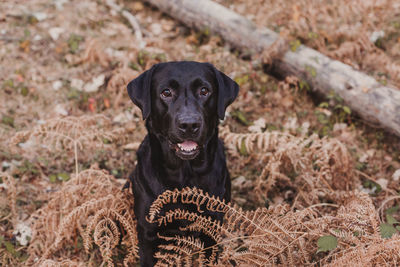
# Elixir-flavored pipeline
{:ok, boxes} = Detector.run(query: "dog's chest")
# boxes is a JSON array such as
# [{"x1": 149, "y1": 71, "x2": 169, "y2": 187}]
[{"x1": 162, "y1": 162, "x2": 217, "y2": 191}]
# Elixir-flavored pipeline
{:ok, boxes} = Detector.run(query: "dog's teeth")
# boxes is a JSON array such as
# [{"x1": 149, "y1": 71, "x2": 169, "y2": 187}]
[{"x1": 177, "y1": 141, "x2": 198, "y2": 152}]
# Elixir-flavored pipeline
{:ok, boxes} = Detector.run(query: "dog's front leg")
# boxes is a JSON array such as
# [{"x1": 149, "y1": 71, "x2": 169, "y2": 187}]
[{"x1": 137, "y1": 222, "x2": 159, "y2": 266}]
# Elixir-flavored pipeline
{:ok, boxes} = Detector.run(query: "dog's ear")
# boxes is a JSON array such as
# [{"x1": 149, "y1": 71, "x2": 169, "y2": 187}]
[
  {"x1": 211, "y1": 65, "x2": 239, "y2": 119},
  {"x1": 127, "y1": 65, "x2": 158, "y2": 120}
]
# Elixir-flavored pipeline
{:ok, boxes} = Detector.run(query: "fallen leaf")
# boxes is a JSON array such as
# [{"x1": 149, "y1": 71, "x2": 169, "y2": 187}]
[
  {"x1": 113, "y1": 112, "x2": 134, "y2": 123},
  {"x1": 83, "y1": 74, "x2": 105, "y2": 93},
  {"x1": 123, "y1": 142, "x2": 141, "y2": 150},
  {"x1": 48, "y1": 27, "x2": 65, "y2": 41},
  {"x1": 13, "y1": 222, "x2": 32, "y2": 246},
  {"x1": 88, "y1": 98, "x2": 96, "y2": 112},
  {"x1": 282, "y1": 95, "x2": 294, "y2": 108},
  {"x1": 52, "y1": 80, "x2": 63, "y2": 91},
  {"x1": 19, "y1": 40, "x2": 30, "y2": 53},
  {"x1": 380, "y1": 223, "x2": 397, "y2": 239},
  {"x1": 16, "y1": 74, "x2": 24, "y2": 83},
  {"x1": 376, "y1": 178, "x2": 388, "y2": 190},
  {"x1": 32, "y1": 12, "x2": 47, "y2": 21},
  {"x1": 131, "y1": 1, "x2": 144, "y2": 12},
  {"x1": 292, "y1": 5, "x2": 300, "y2": 22},
  {"x1": 150, "y1": 23, "x2": 162, "y2": 36},
  {"x1": 317, "y1": 235, "x2": 337, "y2": 252},
  {"x1": 104, "y1": 98, "x2": 110, "y2": 109},
  {"x1": 54, "y1": 104, "x2": 68, "y2": 116},
  {"x1": 186, "y1": 35, "x2": 198, "y2": 45},
  {"x1": 71, "y1": 78, "x2": 84, "y2": 91},
  {"x1": 393, "y1": 169, "x2": 400, "y2": 181}
]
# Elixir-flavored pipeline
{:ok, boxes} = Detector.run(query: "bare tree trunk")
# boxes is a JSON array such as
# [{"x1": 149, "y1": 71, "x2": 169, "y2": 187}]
[{"x1": 145, "y1": 0, "x2": 400, "y2": 137}]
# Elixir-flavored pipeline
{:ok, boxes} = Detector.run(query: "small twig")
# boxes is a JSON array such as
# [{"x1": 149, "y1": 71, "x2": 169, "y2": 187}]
[
  {"x1": 267, "y1": 233, "x2": 307, "y2": 262},
  {"x1": 121, "y1": 10, "x2": 146, "y2": 49},
  {"x1": 305, "y1": 203, "x2": 340, "y2": 210},
  {"x1": 105, "y1": 0, "x2": 146, "y2": 49},
  {"x1": 105, "y1": 0, "x2": 121, "y2": 11},
  {"x1": 356, "y1": 170, "x2": 397, "y2": 195},
  {"x1": 377, "y1": 195, "x2": 400, "y2": 222},
  {"x1": 0, "y1": 36, "x2": 20, "y2": 42},
  {"x1": 74, "y1": 141, "x2": 79, "y2": 180}
]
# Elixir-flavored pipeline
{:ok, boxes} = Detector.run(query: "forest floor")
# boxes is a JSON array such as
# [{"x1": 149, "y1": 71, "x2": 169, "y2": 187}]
[{"x1": 1, "y1": 0, "x2": 400, "y2": 266}]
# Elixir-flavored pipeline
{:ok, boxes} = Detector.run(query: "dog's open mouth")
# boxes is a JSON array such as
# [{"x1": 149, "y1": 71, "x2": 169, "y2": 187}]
[{"x1": 172, "y1": 140, "x2": 200, "y2": 160}]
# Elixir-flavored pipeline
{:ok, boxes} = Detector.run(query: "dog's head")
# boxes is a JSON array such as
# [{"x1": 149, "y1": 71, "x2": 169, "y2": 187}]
[{"x1": 127, "y1": 61, "x2": 238, "y2": 160}]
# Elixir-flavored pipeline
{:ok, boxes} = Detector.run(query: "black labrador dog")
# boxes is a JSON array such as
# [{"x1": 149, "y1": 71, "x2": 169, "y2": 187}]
[{"x1": 127, "y1": 61, "x2": 239, "y2": 266}]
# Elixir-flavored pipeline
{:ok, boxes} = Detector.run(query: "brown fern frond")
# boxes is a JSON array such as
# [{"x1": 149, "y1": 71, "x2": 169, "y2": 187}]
[
  {"x1": 219, "y1": 125, "x2": 297, "y2": 154},
  {"x1": 158, "y1": 243, "x2": 193, "y2": 257},
  {"x1": 333, "y1": 191, "x2": 380, "y2": 235},
  {"x1": 107, "y1": 67, "x2": 139, "y2": 108},
  {"x1": 65, "y1": 38, "x2": 110, "y2": 67},
  {"x1": 156, "y1": 235, "x2": 209, "y2": 267},
  {"x1": 53, "y1": 194, "x2": 116, "y2": 250},
  {"x1": 10, "y1": 115, "x2": 127, "y2": 175},
  {"x1": 147, "y1": 187, "x2": 230, "y2": 223},
  {"x1": 94, "y1": 217, "x2": 120, "y2": 266},
  {"x1": 156, "y1": 248, "x2": 207, "y2": 267},
  {"x1": 27, "y1": 168, "x2": 138, "y2": 266},
  {"x1": 84, "y1": 203, "x2": 138, "y2": 261},
  {"x1": 154, "y1": 252, "x2": 184, "y2": 267},
  {"x1": 148, "y1": 187, "x2": 284, "y2": 243},
  {"x1": 148, "y1": 187, "x2": 306, "y2": 265},
  {"x1": 324, "y1": 236, "x2": 400, "y2": 267},
  {"x1": 11, "y1": 115, "x2": 120, "y2": 152},
  {"x1": 81, "y1": 38, "x2": 110, "y2": 67},
  {"x1": 154, "y1": 209, "x2": 225, "y2": 242},
  {"x1": 179, "y1": 220, "x2": 224, "y2": 243},
  {"x1": 39, "y1": 259, "x2": 86, "y2": 267},
  {"x1": 221, "y1": 125, "x2": 355, "y2": 206},
  {"x1": 0, "y1": 171, "x2": 17, "y2": 225},
  {"x1": 146, "y1": 186, "x2": 398, "y2": 266}
]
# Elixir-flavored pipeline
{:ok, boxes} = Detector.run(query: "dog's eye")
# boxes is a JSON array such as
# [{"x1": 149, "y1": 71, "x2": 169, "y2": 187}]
[
  {"x1": 199, "y1": 87, "x2": 210, "y2": 96},
  {"x1": 160, "y1": 88, "x2": 172, "y2": 98}
]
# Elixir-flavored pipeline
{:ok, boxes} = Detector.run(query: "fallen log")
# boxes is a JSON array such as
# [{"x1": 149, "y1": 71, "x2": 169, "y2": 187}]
[{"x1": 145, "y1": 0, "x2": 400, "y2": 137}]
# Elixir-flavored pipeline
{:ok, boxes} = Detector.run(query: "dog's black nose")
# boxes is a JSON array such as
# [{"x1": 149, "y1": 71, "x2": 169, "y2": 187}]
[{"x1": 177, "y1": 116, "x2": 201, "y2": 135}]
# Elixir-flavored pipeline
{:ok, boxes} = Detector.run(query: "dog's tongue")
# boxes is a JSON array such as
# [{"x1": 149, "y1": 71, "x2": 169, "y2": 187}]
[{"x1": 178, "y1": 141, "x2": 198, "y2": 151}]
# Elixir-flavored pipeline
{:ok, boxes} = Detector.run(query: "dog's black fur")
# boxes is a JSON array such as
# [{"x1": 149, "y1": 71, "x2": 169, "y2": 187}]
[{"x1": 127, "y1": 61, "x2": 239, "y2": 266}]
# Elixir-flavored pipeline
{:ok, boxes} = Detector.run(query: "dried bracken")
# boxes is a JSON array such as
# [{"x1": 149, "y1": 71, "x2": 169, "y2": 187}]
[
  {"x1": 27, "y1": 169, "x2": 138, "y2": 266},
  {"x1": 0, "y1": 171, "x2": 17, "y2": 225},
  {"x1": 326, "y1": 237, "x2": 400, "y2": 266},
  {"x1": 39, "y1": 259, "x2": 86, "y2": 267},
  {"x1": 10, "y1": 115, "x2": 126, "y2": 175},
  {"x1": 107, "y1": 67, "x2": 139, "y2": 108},
  {"x1": 148, "y1": 187, "x2": 400, "y2": 266},
  {"x1": 4, "y1": 121, "x2": 398, "y2": 266},
  {"x1": 65, "y1": 38, "x2": 110, "y2": 67},
  {"x1": 220, "y1": 125, "x2": 356, "y2": 207}
]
